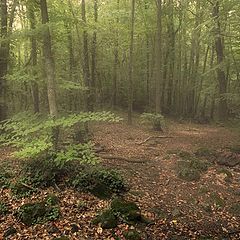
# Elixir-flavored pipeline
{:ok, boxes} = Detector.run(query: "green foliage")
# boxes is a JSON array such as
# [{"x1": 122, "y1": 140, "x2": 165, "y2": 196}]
[
  {"x1": 16, "y1": 200, "x2": 60, "y2": 226},
  {"x1": 55, "y1": 143, "x2": 99, "y2": 168},
  {"x1": 46, "y1": 194, "x2": 59, "y2": 206},
  {"x1": 11, "y1": 180, "x2": 35, "y2": 197},
  {"x1": 0, "y1": 202, "x2": 9, "y2": 216},
  {"x1": 0, "y1": 111, "x2": 122, "y2": 160},
  {"x1": 72, "y1": 168, "x2": 127, "y2": 199},
  {"x1": 140, "y1": 113, "x2": 164, "y2": 131},
  {"x1": 0, "y1": 167, "x2": 12, "y2": 189}
]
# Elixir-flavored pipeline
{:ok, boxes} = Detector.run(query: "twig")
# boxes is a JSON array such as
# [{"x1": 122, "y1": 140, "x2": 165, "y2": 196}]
[
  {"x1": 138, "y1": 136, "x2": 173, "y2": 145},
  {"x1": 97, "y1": 154, "x2": 147, "y2": 164},
  {"x1": 20, "y1": 182, "x2": 37, "y2": 191}
]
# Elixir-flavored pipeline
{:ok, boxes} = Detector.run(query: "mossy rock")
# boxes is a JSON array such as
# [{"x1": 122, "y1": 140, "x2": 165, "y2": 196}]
[
  {"x1": 52, "y1": 237, "x2": 70, "y2": 240},
  {"x1": 229, "y1": 203, "x2": 240, "y2": 216},
  {"x1": 111, "y1": 198, "x2": 141, "y2": 223},
  {"x1": 0, "y1": 202, "x2": 9, "y2": 216},
  {"x1": 89, "y1": 182, "x2": 112, "y2": 199},
  {"x1": 16, "y1": 201, "x2": 60, "y2": 226},
  {"x1": 178, "y1": 167, "x2": 201, "y2": 182},
  {"x1": 194, "y1": 147, "x2": 217, "y2": 158},
  {"x1": 178, "y1": 151, "x2": 193, "y2": 160},
  {"x1": 176, "y1": 159, "x2": 209, "y2": 182},
  {"x1": 123, "y1": 230, "x2": 141, "y2": 240},
  {"x1": 92, "y1": 209, "x2": 118, "y2": 229},
  {"x1": 228, "y1": 145, "x2": 240, "y2": 154}
]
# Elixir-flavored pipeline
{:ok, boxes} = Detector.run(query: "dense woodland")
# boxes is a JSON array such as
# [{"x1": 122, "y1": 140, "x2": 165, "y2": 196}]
[
  {"x1": 0, "y1": 0, "x2": 239, "y2": 122},
  {"x1": 0, "y1": 1, "x2": 240, "y2": 240}
]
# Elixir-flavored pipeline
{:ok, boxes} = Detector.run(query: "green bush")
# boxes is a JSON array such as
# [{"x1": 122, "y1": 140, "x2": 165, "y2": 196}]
[
  {"x1": 140, "y1": 113, "x2": 164, "y2": 131},
  {"x1": 0, "y1": 167, "x2": 12, "y2": 189}
]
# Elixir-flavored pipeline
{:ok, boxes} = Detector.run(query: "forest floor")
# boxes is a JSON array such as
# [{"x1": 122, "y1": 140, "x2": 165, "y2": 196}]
[{"x1": 0, "y1": 117, "x2": 240, "y2": 240}]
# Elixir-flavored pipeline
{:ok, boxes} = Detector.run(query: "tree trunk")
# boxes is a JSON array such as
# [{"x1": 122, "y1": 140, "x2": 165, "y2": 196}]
[
  {"x1": 212, "y1": 0, "x2": 228, "y2": 121},
  {"x1": 0, "y1": 0, "x2": 8, "y2": 120},
  {"x1": 40, "y1": 0, "x2": 58, "y2": 147},
  {"x1": 81, "y1": 0, "x2": 92, "y2": 111},
  {"x1": 91, "y1": 0, "x2": 98, "y2": 109},
  {"x1": 128, "y1": 0, "x2": 136, "y2": 124},
  {"x1": 28, "y1": 2, "x2": 40, "y2": 113},
  {"x1": 155, "y1": 0, "x2": 162, "y2": 114}
]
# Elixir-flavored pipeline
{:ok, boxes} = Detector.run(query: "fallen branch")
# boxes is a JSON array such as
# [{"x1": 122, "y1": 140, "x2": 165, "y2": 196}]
[
  {"x1": 20, "y1": 182, "x2": 37, "y2": 191},
  {"x1": 138, "y1": 136, "x2": 173, "y2": 145},
  {"x1": 97, "y1": 154, "x2": 147, "y2": 164}
]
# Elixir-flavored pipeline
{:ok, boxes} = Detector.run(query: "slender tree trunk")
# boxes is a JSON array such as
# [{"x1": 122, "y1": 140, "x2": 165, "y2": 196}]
[
  {"x1": 91, "y1": 0, "x2": 98, "y2": 109},
  {"x1": 0, "y1": 0, "x2": 8, "y2": 120},
  {"x1": 28, "y1": 2, "x2": 40, "y2": 113},
  {"x1": 212, "y1": 0, "x2": 228, "y2": 121},
  {"x1": 128, "y1": 0, "x2": 136, "y2": 124},
  {"x1": 40, "y1": 0, "x2": 58, "y2": 147},
  {"x1": 81, "y1": 0, "x2": 92, "y2": 111},
  {"x1": 112, "y1": 0, "x2": 120, "y2": 109},
  {"x1": 155, "y1": 0, "x2": 162, "y2": 114}
]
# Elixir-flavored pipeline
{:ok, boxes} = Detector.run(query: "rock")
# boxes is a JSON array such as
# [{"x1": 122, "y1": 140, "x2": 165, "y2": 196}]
[
  {"x1": 71, "y1": 223, "x2": 79, "y2": 233},
  {"x1": 217, "y1": 156, "x2": 240, "y2": 167},
  {"x1": 171, "y1": 208, "x2": 182, "y2": 217},
  {"x1": 92, "y1": 210, "x2": 118, "y2": 229},
  {"x1": 3, "y1": 226, "x2": 17, "y2": 238}
]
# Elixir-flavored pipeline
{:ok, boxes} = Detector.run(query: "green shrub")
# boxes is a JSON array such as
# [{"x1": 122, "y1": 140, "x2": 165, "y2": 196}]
[
  {"x1": 140, "y1": 113, "x2": 164, "y2": 131},
  {"x1": 11, "y1": 180, "x2": 35, "y2": 197},
  {"x1": 123, "y1": 230, "x2": 141, "y2": 240},
  {"x1": 92, "y1": 209, "x2": 118, "y2": 229}
]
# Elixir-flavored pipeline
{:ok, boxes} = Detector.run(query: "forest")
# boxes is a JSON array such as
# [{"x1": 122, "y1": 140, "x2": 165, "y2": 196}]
[{"x1": 0, "y1": 0, "x2": 240, "y2": 239}]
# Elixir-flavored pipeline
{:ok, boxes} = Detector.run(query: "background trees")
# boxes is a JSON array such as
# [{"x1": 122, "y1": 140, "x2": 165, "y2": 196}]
[{"x1": 1, "y1": 0, "x2": 240, "y2": 121}]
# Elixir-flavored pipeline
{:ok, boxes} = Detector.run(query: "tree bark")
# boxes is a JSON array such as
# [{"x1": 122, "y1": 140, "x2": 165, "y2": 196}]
[
  {"x1": 155, "y1": 0, "x2": 162, "y2": 114},
  {"x1": 212, "y1": 0, "x2": 228, "y2": 121},
  {"x1": 0, "y1": 0, "x2": 8, "y2": 120},
  {"x1": 128, "y1": 0, "x2": 136, "y2": 124}
]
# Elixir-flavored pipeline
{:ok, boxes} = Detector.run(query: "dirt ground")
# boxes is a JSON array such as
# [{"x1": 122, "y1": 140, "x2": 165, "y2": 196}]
[{"x1": 0, "y1": 118, "x2": 240, "y2": 239}]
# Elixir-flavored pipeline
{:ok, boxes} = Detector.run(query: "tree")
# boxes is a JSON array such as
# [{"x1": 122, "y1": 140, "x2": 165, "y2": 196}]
[{"x1": 128, "y1": 0, "x2": 136, "y2": 124}]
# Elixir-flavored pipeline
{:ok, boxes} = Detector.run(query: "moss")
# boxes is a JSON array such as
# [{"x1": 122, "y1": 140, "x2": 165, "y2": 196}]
[
  {"x1": 16, "y1": 201, "x2": 60, "y2": 226},
  {"x1": 53, "y1": 237, "x2": 70, "y2": 240},
  {"x1": 178, "y1": 151, "x2": 193, "y2": 160},
  {"x1": 123, "y1": 230, "x2": 141, "y2": 240},
  {"x1": 194, "y1": 147, "x2": 217, "y2": 158},
  {"x1": 176, "y1": 158, "x2": 209, "y2": 182},
  {"x1": 46, "y1": 194, "x2": 59, "y2": 205},
  {"x1": 111, "y1": 198, "x2": 141, "y2": 223},
  {"x1": 228, "y1": 145, "x2": 240, "y2": 154},
  {"x1": 92, "y1": 209, "x2": 118, "y2": 229},
  {"x1": 0, "y1": 202, "x2": 9, "y2": 216}
]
